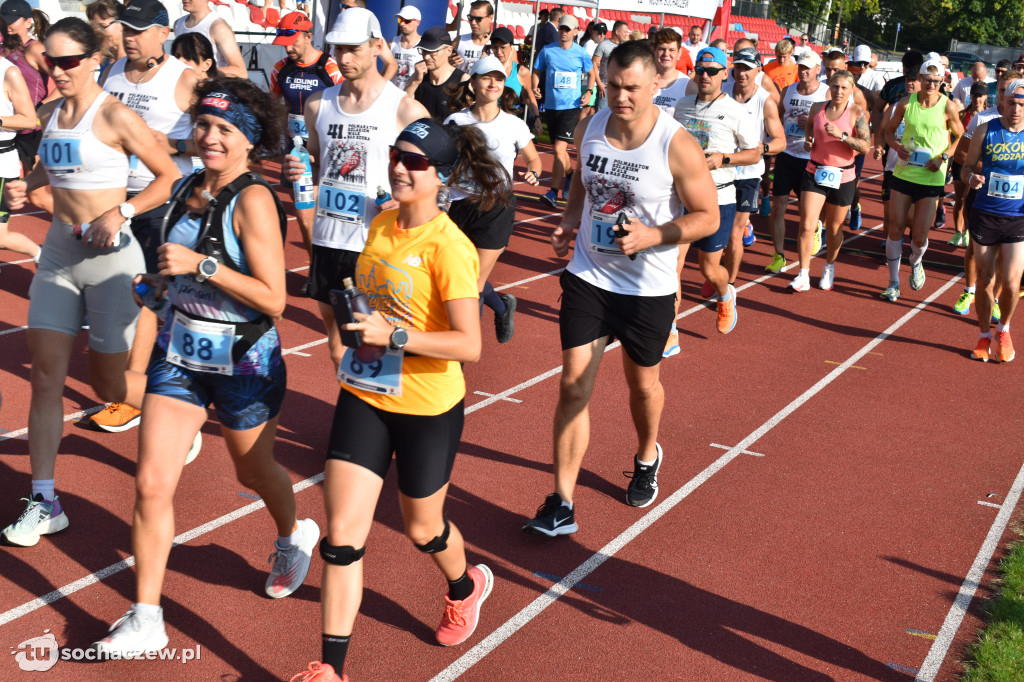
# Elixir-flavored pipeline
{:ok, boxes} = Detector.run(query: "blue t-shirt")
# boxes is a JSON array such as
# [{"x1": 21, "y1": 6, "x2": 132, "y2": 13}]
[{"x1": 535, "y1": 43, "x2": 591, "y2": 111}]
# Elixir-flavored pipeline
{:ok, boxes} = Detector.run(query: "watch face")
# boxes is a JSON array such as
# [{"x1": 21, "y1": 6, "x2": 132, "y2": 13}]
[{"x1": 200, "y1": 258, "x2": 218, "y2": 276}]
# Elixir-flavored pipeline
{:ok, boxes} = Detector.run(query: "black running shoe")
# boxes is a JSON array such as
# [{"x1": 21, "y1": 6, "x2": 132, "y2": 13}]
[
  {"x1": 495, "y1": 294, "x2": 517, "y2": 343},
  {"x1": 522, "y1": 493, "x2": 578, "y2": 537},
  {"x1": 299, "y1": 277, "x2": 311, "y2": 298},
  {"x1": 624, "y1": 444, "x2": 662, "y2": 508}
]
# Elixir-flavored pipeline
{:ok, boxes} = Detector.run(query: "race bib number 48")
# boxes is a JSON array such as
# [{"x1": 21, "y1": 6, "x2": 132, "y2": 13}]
[{"x1": 553, "y1": 71, "x2": 577, "y2": 89}]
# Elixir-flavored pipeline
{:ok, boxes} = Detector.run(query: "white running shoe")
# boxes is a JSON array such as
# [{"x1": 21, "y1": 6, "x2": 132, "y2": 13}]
[
  {"x1": 2, "y1": 494, "x2": 69, "y2": 547},
  {"x1": 266, "y1": 518, "x2": 320, "y2": 598},
  {"x1": 789, "y1": 274, "x2": 811, "y2": 292},
  {"x1": 819, "y1": 263, "x2": 835, "y2": 291},
  {"x1": 184, "y1": 431, "x2": 201, "y2": 466},
  {"x1": 93, "y1": 605, "x2": 169, "y2": 659}
]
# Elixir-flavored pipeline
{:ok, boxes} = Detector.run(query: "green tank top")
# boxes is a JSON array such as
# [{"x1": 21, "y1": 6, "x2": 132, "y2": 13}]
[{"x1": 894, "y1": 92, "x2": 950, "y2": 186}]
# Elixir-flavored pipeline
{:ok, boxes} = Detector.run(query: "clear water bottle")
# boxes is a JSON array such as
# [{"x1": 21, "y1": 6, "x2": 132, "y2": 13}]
[
  {"x1": 291, "y1": 136, "x2": 315, "y2": 209},
  {"x1": 134, "y1": 281, "x2": 170, "y2": 320}
]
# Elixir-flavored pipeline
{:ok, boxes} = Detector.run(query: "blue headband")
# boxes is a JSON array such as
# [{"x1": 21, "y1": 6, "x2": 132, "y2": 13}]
[{"x1": 197, "y1": 90, "x2": 261, "y2": 145}]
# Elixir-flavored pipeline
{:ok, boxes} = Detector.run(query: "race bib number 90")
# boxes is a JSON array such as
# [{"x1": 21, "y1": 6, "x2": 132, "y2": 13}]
[{"x1": 814, "y1": 165, "x2": 841, "y2": 189}]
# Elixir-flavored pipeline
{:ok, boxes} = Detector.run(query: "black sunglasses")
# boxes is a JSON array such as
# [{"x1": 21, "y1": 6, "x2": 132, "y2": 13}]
[
  {"x1": 467, "y1": 14, "x2": 488, "y2": 22},
  {"x1": 694, "y1": 66, "x2": 724, "y2": 76},
  {"x1": 43, "y1": 51, "x2": 94, "y2": 71},
  {"x1": 389, "y1": 146, "x2": 434, "y2": 172}
]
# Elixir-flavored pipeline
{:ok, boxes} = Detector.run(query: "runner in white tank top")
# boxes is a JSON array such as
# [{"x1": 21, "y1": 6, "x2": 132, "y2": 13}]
[
  {"x1": 522, "y1": 42, "x2": 719, "y2": 537},
  {"x1": 172, "y1": 0, "x2": 246, "y2": 77},
  {"x1": 0, "y1": 55, "x2": 42, "y2": 263},
  {"x1": 283, "y1": 7, "x2": 429, "y2": 371},
  {"x1": 726, "y1": 48, "x2": 787, "y2": 288}
]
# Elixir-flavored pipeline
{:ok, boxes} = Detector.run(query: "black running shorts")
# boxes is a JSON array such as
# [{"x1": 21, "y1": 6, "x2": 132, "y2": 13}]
[{"x1": 968, "y1": 208, "x2": 1024, "y2": 246}]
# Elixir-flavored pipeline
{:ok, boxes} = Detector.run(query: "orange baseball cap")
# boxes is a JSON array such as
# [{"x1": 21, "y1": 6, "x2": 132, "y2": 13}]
[{"x1": 274, "y1": 11, "x2": 314, "y2": 45}]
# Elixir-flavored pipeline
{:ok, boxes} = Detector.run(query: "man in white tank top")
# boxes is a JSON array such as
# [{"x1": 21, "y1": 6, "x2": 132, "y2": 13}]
[
  {"x1": 766, "y1": 50, "x2": 827, "y2": 274},
  {"x1": 284, "y1": 8, "x2": 428, "y2": 371},
  {"x1": 173, "y1": 0, "x2": 247, "y2": 77},
  {"x1": 522, "y1": 41, "x2": 719, "y2": 537},
  {"x1": 651, "y1": 28, "x2": 690, "y2": 114},
  {"x1": 389, "y1": 5, "x2": 422, "y2": 92},
  {"x1": 92, "y1": 0, "x2": 194, "y2": 433},
  {"x1": 726, "y1": 48, "x2": 786, "y2": 288}
]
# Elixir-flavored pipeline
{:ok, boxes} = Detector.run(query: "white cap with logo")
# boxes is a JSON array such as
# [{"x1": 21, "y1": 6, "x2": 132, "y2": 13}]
[{"x1": 396, "y1": 6, "x2": 421, "y2": 21}]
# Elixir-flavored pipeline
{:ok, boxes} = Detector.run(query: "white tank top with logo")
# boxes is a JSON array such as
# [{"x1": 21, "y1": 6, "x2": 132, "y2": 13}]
[
  {"x1": 654, "y1": 72, "x2": 690, "y2": 114},
  {"x1": 781, "y1": 81, "x2": 828, "y2": 160},
  {"x1": 567, "y1": 108, "x2": 682, "y2": 297},
  {"x1": 312, "y1": 81, "x2": 405, "y2": 252},
  {"x1": 731, "y1": 85, "x2": 771, "y2": 180},
  {"x1": 390, "y1": 39, "x2": 423, "y2": 92},
  {"x1": 103, "y1": 56, "x2": 195, "y2": 191},
  {"x1": 173, "y1": 12, "x2": 227, "y2": 68}
]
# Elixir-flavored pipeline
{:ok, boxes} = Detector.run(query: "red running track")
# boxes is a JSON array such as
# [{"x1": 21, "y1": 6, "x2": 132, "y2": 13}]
[{"x1": 0, "y1": 152, "x2": 1020, "y2": 681}]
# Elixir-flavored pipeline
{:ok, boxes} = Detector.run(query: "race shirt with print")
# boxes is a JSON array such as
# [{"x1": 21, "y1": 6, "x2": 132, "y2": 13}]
[
  {"x1": 972, "y1": 118, "x2": 1024, "y2": 216},
  {"x1": 271, "y1": 52, "x2": 342, "y2": 140},
  {"x1": 654, "y1": 72, "x2": 691, "y2": 114},
  {"x1": 456, "y1": 35, "x2": 486, "y2": 73},
  {"x1": 779, "y1": 80, "x2": 829, "y2": 159},
  {"x1": 730, "y1": 84, "x2": 772, "y2": 180},
  {"x1": 674, "y1": 93, "x2": 761, "y2": 204},
  {"x1": 567, "y1": 108, "x2": 682, "y2": 297},
  {"x1": 390, "y1": 38, "x2": 423, "y2": 91},
  {"x1": 534, "y1": 42, "x2": 592, "y2": 111},
  {"x1": 339, "y1": 210, "x2": 479, "y2": 414},
  {"x1": 312, "y1": 81, "x2": 405, "y2": 252}
]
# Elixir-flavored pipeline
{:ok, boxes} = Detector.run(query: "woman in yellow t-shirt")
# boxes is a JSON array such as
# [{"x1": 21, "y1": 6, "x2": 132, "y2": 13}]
[{"x1": 294, "y1": 118, "x2": 506, "y2": 682}]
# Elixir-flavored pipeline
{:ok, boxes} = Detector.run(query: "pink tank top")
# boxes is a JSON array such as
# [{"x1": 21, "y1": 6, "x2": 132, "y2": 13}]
[{"x1": 806, "y1": 101, "x2": 856, "y2": 183}]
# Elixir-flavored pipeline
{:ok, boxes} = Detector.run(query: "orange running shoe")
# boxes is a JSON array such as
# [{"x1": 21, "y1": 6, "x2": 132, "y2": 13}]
[
  {"x1": 971, "y1": 336, "x2": 992, "y2": 362},
  {"x1": 288, "y1": 661, "x2": 347, "y2": 682},
  {"x1": 436, "y1": 564, "x2": 493, "y2": 646},
  {"x1": 716, "y1": 285, "x2": 738, "y2": 334},
  {"x1": 89, "y1": 403, "x2": 141, "y2": 432},
  {"x1": 995, "y1": 331, "x2": 1015, "y2": 363}
]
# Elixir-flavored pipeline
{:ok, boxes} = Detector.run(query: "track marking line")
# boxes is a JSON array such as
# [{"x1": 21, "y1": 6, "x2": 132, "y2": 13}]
[
  {"x1": 710, "y1": 443, "x2": 764, "y2": 457},
  {"x1": 906, "y1": 628, "x2": 937, "y2": 640},
  {"x1": 976, "y1": 500, "x2": 1001, "y2": 509},
  {"x1": 0, "y1": 405, "x2": 105, "y2": 444},
  {"x1": 430, "y1": 274, "x2": 964, "y2": 682},
  {"x1": 473, "y1": 391, "x2": 522, "y2": 404},
  {"x1": 0, "y1": 326, "x2": 27, "y2": 337},
  {"x1": 915, "y1": 454, "x2": 1024, "y2": 682},
  {"x1": 825, "y1": 360, "x2": 866, "y2": 369}
]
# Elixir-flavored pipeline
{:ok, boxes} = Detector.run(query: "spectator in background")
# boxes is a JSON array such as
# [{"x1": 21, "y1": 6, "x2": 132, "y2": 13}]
[
  {"x1": 628, "y1": 29, "x2": 643, "y2": 42},
  {"x1": 951, "y1": 60, "x2": 993, "y2": 107},
  {"x1": 592, "y1": 19, "x2": 627, "y2": 112},
  {"x1": 764, "y1": 38, "x2": 798, "y2": 90},
  {"x1": 849, "y1": 45, "x2": 885, "y2": 92},
  {"x1": 581, "y1": 21, "x2": 605, "y2": 56},
  {"x1": 451, "y1": 0, "x2": 492, "y2": 73},
  {"x1": 410, "y1": 26, "x2": 469, "y2": 121},
  {"x1": 536, "y1": 6, "x2": 560, "y2": 53},
  {"x1": 682, "y1": 23, "x2": 707, "y2": 63},
  {"x1": 172, "y1": 0, "x2": 247, "y2": 77},
  {"x1": 670, "y1": 26, "x2": 693, "y2": 76},
  {"x1": 86, "y1": 0, "x2": 125, "y2": 70},
  {"x1": 710, "y1": 38, "x2": 727, "y2": 51}
]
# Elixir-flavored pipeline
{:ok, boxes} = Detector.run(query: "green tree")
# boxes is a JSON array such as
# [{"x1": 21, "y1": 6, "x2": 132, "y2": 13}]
[{"x1": 943, "y1": 0, "x2": 1024, "y2": 47}]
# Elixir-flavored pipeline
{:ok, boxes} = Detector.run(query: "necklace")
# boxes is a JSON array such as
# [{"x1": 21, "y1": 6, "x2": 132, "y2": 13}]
[{"x1": 697, "y1": 91, "x2": 724, "y2": 117}]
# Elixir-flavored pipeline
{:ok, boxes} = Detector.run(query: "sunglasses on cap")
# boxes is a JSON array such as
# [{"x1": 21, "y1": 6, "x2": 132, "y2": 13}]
[
  {"x1": 43, "y1": 51, "x2": 94, "y2": 71},
  {"x1": 694, "y1": 65, "x2": 724, "y2": 76},
  {"x1": 389, "y1": 146, "x2": 434, "y2": 172},
  {"x1": 276, "y1": 28, "x2": 300, "y2": 37}
]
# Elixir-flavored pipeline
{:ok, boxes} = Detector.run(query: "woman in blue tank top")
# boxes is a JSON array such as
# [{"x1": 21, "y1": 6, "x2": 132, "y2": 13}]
[{"x1": 961, "y1": 77, "x2": 1024, "y2": 363}]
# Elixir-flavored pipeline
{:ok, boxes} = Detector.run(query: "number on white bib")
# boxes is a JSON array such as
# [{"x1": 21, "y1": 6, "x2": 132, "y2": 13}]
[
  {"x1": 908, "y1": 148, "x2": 932, "y2": 167},
  {"x1": 785, "y1": 120, "x2": 804, "y2": 137},
  {"x1": 288, "y1": 114, "x2": 308, "y2": 139},
  {"x1": 988, "y1": 172, "x2": 1024, "y2": 201},
  {"x1": 338, "y1": 347, "x2": 403, "y2": 396},
  {"x1": 589, "y1": 211, "x2": 625, "y2": 256},
  {"x1": 814, "y1": 165, "x2": 841, "y2": 189},
  {"x1": 166, "y1": 311, "x2": 236, "y2": 376},
  {"x1": 553, "y1": 71, "x2": 577, "y2": 89},
  {"x1": 40, "y1": 136, "x2": 84, "y2": 174},
  {"x1": 317, "y1": 179, "x2": 367, "y2": 224}
]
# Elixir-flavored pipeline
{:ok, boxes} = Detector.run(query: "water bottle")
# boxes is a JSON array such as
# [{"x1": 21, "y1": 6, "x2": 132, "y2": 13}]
[
  {"x1": 76, "y1": 222, "x2": 131, "y2": 248},
  {"x1": 134, "y1": 281, "x2": 170, "y2": 319},
  {"x1": 342, "y1": 276, "x2": 386, "y2": 362},
  {"x1": 375, "y1": 186, "x2": 391, "y2": 207},
  {"x1": 291, "y1": 136, "x2": 315, "y2": 209}
]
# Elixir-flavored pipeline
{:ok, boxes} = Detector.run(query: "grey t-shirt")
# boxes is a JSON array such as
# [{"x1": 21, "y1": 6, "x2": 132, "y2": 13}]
[{"x1": 593, "y1": 38, "x2": 617, "y2": 85}]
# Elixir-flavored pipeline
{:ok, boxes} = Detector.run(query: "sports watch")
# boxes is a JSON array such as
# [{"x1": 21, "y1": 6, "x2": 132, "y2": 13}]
[
  {"x1": 175, "y1": 139, "x2": 189, "y2": 155},
  {"x1": 195, "y1": 256, "x2": 219, "y2": 282},
  {"x1": 941, "y1": 152, "x2": 950, "y2": 161},
  {"x1": 389, "y1": 326, "x2": 409, "y2": 351},
  {"x1": 118, "y1": 202, "x2": 136, "y2": 220}
]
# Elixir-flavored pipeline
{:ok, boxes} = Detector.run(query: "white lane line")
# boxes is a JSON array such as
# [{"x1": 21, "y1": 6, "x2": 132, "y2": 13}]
[
  {"x1": 0, "y1": 405, "x2": 105, "y2": 444},
  {"x1": 976, "y1": 500, "x2": 1001, "y2": 509},
  {"x1": 430, "y1": 273, "x2": 963, "y2": 682},
  {"x1": 915, "y1": 460, "x2": 1024, "y2": 682},
  {"x1": 0, "y1": 473, "x2": 325, "y2": 627},
  {"x1": 0, "y1": 326, "x2": 27, "y2": 337},
  {"x1": 710, "y1": 443, "x2": 765, "y2": 457}
]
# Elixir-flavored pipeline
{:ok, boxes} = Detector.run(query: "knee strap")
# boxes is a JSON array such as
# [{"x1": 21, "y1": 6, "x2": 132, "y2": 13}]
[
  {"x1": 319, "y1": 538, "x2": 366, "y2": 566},
  {"x1": 414, "y1": 517, "x2": 450, "y2": 554}
]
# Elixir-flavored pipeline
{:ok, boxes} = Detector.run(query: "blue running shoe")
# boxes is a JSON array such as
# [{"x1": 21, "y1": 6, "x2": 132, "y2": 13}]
[
  {"x1": 742, "y1": 221, "x2": 756, "y2": 247},
  {"x1": 541, "y1": 190, "x2": 558, "y2": 207},
  {"x1": 850, "y1": 202, "x2": 862, "y2": 230}
]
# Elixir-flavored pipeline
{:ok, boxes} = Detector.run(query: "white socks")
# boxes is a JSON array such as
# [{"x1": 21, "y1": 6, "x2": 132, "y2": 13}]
[
  {"x1": 276, "y1": 524, "x2": 304, "y2": 550},
  {"x1": 909, "y1": 239, "x2": 928, "y2": 266},
  {"x1": 886, "y1": 238, "x2": 902, "y2": 282},
  {"x1": 31, "y1": 479, "x2": 55, "y2": 501},
  {"x1": 134, "y1": 603, "x2": 162, "y2": 621}
]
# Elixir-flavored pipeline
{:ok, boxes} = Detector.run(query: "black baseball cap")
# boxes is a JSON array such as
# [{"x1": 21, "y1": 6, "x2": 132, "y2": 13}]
[
  {"x1": 593, "y1": 22, "x2": 607, "y2": 33},
  {"x1": 0, "y1": 0, "x2": 32, "y2": 23},
  {"x1": 418, "y1": 26, "x2": 453, "y2": 52},
  {"x1": 117, "y1": 0, "x2": 170, "y2": 30},
  {"x1": 490, "y1": 26, "x2": 514, "y2": 45}
]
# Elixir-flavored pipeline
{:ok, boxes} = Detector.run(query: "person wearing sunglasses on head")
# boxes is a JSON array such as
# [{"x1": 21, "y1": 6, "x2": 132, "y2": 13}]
[
  {"x1": 0, "y1": 15, "x2": 42, "y2": 269},
  {"x1": 282, "y1": 8, "x2": 429, "y2": 373},
  {"x1": 534, "y1": 13, "x2": 595, "y2": 207},
  {"x1": 290, "y1": 118, "x2": 501, "y2": 682},
  {"x1": 388, "y1": 5, "x2": 422, "y2": 92},
  {"x1": 522, "y1": 41, "x2": 717, "y2": 536},
  {"x1": 444, "y1": 55, "x2": 542, "y2": 343},
  {"x1": 172, "y1": 0, "x2": 246, "y2": 78},
  {"x1": 880, "y1": 58, "x2": 963, "y2": 302},
  {"x1": 0, "y1": 17, "x2": 179, "y2": 548},
  {"x1": 450, "y1": 0, "x2": 492, "y2": 74},
  {"x1": 270, "y1": 10, "x2": 342, "y2": 295},
  {"x1": 407, "y1": 26, "x2": 468, "y2": 120},
  {"x1": 673, "y1": 46, "x2": 762, "y2": 331}
]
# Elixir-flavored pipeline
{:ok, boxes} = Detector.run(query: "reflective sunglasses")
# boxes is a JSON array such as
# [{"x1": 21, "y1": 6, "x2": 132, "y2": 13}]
[
  {"x1": 467, "y1": 14, "x2": 489, "y2": 22},
  {"x1": 43, "y1": 51, "x2": 94, "y2": 71},
  {"x1": 389, "y1": 146, "x2": 434, "y2": 172},
  {"x1": 694, "y1": 65, "x2": 724, "y2": 76},
  {"x1": 276, "y1": 28, "x2": 299, "y2": 37}
]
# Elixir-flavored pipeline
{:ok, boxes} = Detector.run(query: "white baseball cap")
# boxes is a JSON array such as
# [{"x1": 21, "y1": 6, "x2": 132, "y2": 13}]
[
  {"x1": 920, "y1": 58, "x2": 943, "y2": 75},
  {"x1": 470, "y1": 55, "x2": 506, "y2": 78},
  {"x1": 396, "y1": 6, "x2": 420, "y2": 21},
  {"x1": 852, "y1": 45, "x2": 871, "y2": 63},
  {"x1": 325, "y1": 7, "x2": 383, "y2": 45}
]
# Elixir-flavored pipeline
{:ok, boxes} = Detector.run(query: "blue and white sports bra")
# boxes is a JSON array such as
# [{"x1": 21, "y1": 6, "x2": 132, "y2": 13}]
[{"x1": 42, "y1": 91, "x2": 129, "y2": 190}]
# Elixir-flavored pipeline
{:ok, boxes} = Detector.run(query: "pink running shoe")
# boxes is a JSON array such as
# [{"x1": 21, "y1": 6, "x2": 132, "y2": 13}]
[
  {"x1": 435, "y1": 564, "x2": 494, "y2": 646},
  {"x1": 288, "y1": 661, "x2": 347, "y2": 682}
]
